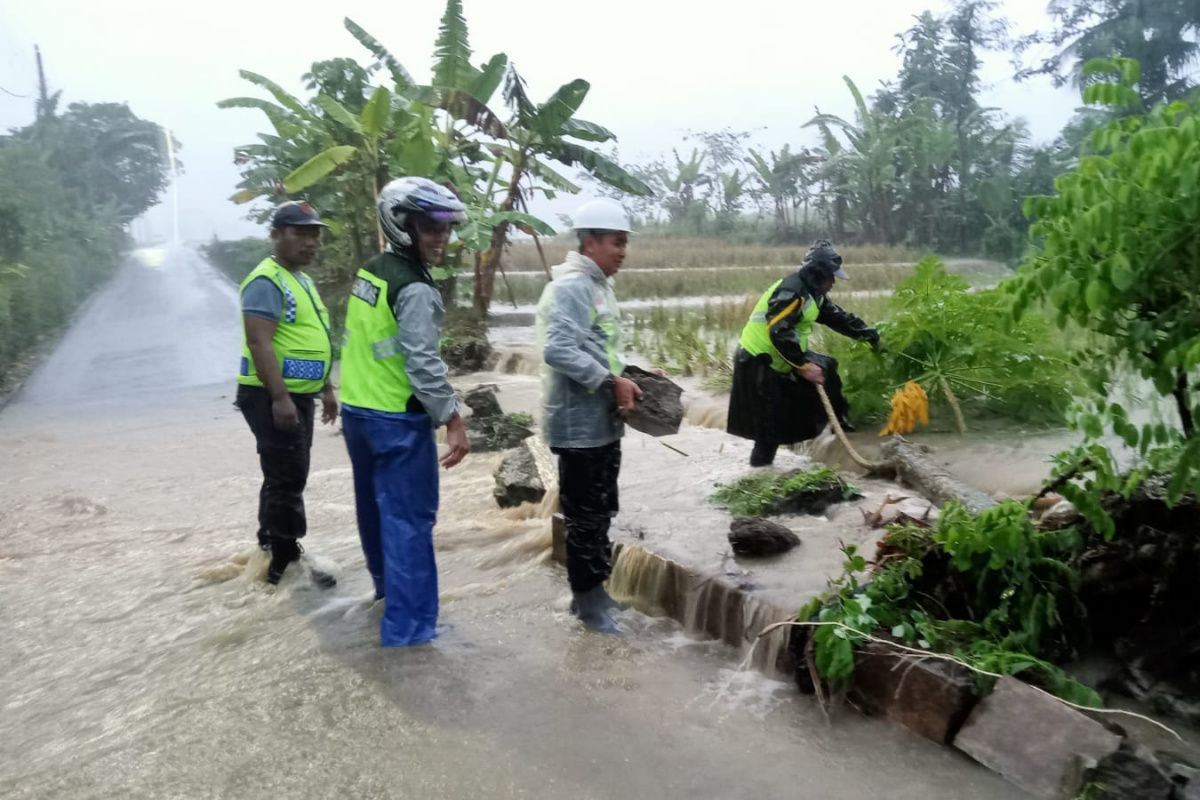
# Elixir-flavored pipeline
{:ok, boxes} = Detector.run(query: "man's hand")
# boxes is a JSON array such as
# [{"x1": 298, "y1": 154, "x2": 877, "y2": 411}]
[
  {"x1": 440, "y1": 413, "x2": 470, "y2": 469},
  {"x1": 320, "y1": 385, "x2": 338, "y2": 425},
  {"x1": 797, "y1": 363, "x2": 825, "y2": 386},
  {"x1": 864, "y1": 328, "x2": 882, "y2": 351},
  {"x1": 271, "y1": 395, "x2": 301, "y2": 431},
  {"x1": 613, "y1": 375, "x2": 643, "y2": 414}
]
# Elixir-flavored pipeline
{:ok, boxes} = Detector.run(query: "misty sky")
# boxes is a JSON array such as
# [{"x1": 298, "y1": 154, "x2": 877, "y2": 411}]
[{"x1": 1, "y1": 0, "x2": 1081, "y2": 243}]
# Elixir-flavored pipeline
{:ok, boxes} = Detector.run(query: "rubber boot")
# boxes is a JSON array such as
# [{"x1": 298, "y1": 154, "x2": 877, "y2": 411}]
[
  {"x1": 572, "y1": 585, "x2": 623, "y2": 635},
  {"x1": 749, "y1": 441, "x2": 778, "y2": 467},
  {"x1": 267, "y1": 541, "x2": 336, "y2": 589},
  {"x1": 267, "y1": 540, "x2": 301, "y2": 585},
  {"x1": 570, "y1": 584, "x2": 626, "y2": 616},
  {"x1": 306, "y1": 561, "x2": 338, "y2": 590}
]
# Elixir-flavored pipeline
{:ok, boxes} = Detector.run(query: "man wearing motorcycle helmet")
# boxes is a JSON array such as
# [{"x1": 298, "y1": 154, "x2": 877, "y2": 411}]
[{"x1": 338, "y1": 176, "x2": 470, "y2": 647}]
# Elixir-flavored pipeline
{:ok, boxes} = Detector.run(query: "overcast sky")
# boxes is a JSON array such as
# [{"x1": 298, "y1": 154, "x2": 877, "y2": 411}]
[{"x1": 1, "y1": 0, "x2": 1080, "y2": 243}]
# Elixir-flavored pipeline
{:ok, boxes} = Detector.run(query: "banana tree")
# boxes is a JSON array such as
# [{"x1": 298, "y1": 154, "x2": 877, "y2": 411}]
[
  {"x1": 806, "y1": 76, "x2": 900, "y2": 243},
  {"x1": 346, "y1": 5, "x2": 522, "y2": 307},
  {"x1": 746, "y1": 145, "x2": 817, "y2": 232},
  {"x1": 220, "y1": 69, "x2": 398, "y2": 265},
  {"x1": 457, "y1": 65, "x2": 652, "y2": 314},
  {"x1": 655, "y1": 148, "x2": 709, "y2": 227}
]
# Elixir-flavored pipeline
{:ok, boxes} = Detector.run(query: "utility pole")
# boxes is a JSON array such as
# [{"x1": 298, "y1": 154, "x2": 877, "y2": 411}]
[
  {"x1": 35, "y1": 45, "x2": 49, "y2": 121},
  {"x1": 164, "y1": 128, "x2": 180, "y2": 244}
]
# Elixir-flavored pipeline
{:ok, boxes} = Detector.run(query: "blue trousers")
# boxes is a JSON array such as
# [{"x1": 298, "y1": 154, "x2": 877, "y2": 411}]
[{"x1": 341, "y1": 405, "x2": 440, "y2": 646}]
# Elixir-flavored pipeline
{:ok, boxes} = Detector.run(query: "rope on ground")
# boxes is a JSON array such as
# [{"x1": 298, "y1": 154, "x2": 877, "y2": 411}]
[
  {"x1": 815, "y1": 384, "x2": 886, "y2": 473},
  {"x1": 755, "y1": 619, "x2": 1184, "y2": 741}
]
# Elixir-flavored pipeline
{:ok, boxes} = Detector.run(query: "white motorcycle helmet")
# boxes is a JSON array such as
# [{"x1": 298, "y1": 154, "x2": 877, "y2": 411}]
[{"x1": 377, "y1": 176, "x2": 467, "y2": 251}]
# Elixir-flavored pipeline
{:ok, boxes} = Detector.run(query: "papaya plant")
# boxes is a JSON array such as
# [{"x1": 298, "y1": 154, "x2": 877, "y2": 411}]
[{"x1": 1009, "y1": 57, "x2": 1200, "y2": 524}]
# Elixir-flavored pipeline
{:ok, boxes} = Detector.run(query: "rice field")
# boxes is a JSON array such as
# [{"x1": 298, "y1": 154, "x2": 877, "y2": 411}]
[
  {"x1": 504, "y1": 236, "x2": 926, "y2": 270},
  {"x1": 480, "y1": 237, "x2": 1006, "y2": 393},
  {"x1": 473, "y1": 252, "x2": 1009, "y2": 308},
  {"x1": 627, "y1": 295, "x2": 892, "y2": 390}
]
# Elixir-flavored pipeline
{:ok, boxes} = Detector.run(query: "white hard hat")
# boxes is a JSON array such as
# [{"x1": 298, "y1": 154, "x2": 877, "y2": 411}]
[{"x1": 570, "y1": 198, "x2": 632, "y2": 233}]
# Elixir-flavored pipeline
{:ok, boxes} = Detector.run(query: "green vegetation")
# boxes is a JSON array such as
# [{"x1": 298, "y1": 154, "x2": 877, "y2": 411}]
[
  {"x1": 622, "y1": 256, "x2": 1077, "y2": 422},
  {"x1": 710, "y1": 467, "x2": 859, "y2": 517},
  {"x1": 798, "y1": 500, "x2": 1099, "y2": 706},
  {"x1": 1011, "y1": 57, "x2": 1200, "y2": 532},
  {"x1": 201, "y1": 237, "x2": 271, "y2": 285},
  {"x1": 795, "y1": 52, "x2": 1200, "y2": 715},
  {"x1": 0, "y1": 95, "x2": 174, "y2": 393},
  {"x1": 221, "y1": 0, "x2": 649, "y2": 320},
  {"x1": 829, "y1": 257, "x2": 1081, "y2": 428}
]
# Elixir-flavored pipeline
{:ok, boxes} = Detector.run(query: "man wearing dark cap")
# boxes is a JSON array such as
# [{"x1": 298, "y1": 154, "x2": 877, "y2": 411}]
[
  {"x1": 727, "y1": 239, "x2": 880, "y2": 466},
  {"x1": 235, "y1": 201, "x2": 338, "y2": 585}
]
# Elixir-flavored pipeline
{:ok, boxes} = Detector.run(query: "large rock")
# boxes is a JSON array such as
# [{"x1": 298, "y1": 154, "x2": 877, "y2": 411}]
[
  {"x1": 469, "y1": 414, "x2": 534, "y2": 453},
  {"x1": 728, "y1": 517, "x2": 800, "y2": 557},
  {"x1": 493, "y1": 437, "x2": 556, "y2": 508},
  {"x1": 954, "y1": 676, "x2": 1122, "y2": 799},
  {"x1": 849, "y1": 640, "x2": 979, "y2": 744},
  {"x1": 463, "y1": 384, "x2": 534, "y2": 452},
  {"x1": 622, "y1": 365, "x2": 684, "y2": 437},
  {"x1": 464, "y1": 384, "x2": 503, "y2": 420},
  {"x1": 440, "y1": 311, "x2": 496, "y2": 374}
]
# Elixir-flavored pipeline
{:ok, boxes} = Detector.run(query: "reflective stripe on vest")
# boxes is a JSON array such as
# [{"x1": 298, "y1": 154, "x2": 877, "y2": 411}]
[
  {"x1": 338, "y1": 268, "x2": 417, "y2": 413},
  {"x1": 534, "y1": 275, "x2": 623, "y2": 382},
  {"x1": 738, "y1": 278, "x2": 821, "y2": 373},
  {"x1": 591, "y1": 293, "x2": 624, "y2": 376},
  {"x1": 237, "y1": 257, "x2": 332, "y2": 394}
]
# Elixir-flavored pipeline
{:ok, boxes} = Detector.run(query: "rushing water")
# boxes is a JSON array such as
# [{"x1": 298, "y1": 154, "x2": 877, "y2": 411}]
[{"x1": 0, "y1": 247, "x2": 1027, "y2": 799}]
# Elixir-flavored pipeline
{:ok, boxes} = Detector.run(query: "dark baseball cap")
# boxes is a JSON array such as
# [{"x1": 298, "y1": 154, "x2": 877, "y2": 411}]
[{"x1": 272, "y1": 201, "x2": 328, "y2": 228}]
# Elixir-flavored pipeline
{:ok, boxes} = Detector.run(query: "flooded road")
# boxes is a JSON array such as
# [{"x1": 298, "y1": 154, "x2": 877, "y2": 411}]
[{"x1": 0, "y1": 247, "x2": 1026, "y2": 798}]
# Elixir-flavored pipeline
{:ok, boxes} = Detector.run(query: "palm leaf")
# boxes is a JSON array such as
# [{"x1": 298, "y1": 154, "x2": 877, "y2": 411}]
[
  {"x1": 486, "y1": 210, "x2": 556, "y2": 236},
  {"x1": 433, "y1": 0, "x2": 480, "y2": 91},
  {"x1": 470, "y1": 53, "x2": 508, "y2": 105},
  {"x1": 533, "y1": 79, "x2": 590, "y2": 137},
  {"x1": 412, "y1": 86, "x2": 507, "y2": 138},
  {"x1": 217, "y1": 97, "x2": 304, "y2": 138},
  {"x1": 237, "y1": 71, "x2": 317, "y2": 123},
  {"x1": 359, "y1": 86, "x2": 392, "y2": 138},
  {"x1": 843, "y1": 76, "x2": 870, "y2": 127},
  {"x1": 543, "y1": 142, "x2": 654, "y2": 196},
  {"x1": 504, "y1": 66, "x2": 537, "y2": 124},
  {"x1": 315, "y1": 94, "x2": 362, "y2": 133},
  {"x1": 283, "y1": 145, "x2": 358, "y2": 192},
  {"x1": 561, "y1": 117, "x2": 615, "y2": 143},
  {"x1": 230, "y1": 188, "x2": 264, "y2": 204},
  {"x1": 526, "y1": 156, "x2": 582, "y2": 194},
  {"x1": 344, "y1": 18, "x2": 415, "y2": 92}
]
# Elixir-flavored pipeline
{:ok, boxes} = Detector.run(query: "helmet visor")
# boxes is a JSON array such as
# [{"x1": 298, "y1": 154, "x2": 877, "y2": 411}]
[{"x1": 427, "y1": 209, "x2": 466, "y2": 224}]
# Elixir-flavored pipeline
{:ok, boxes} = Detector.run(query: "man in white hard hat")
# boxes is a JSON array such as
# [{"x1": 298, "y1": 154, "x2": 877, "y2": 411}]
[{"x1": 535, "y1": 197, "x2": 642, "y2": 634}]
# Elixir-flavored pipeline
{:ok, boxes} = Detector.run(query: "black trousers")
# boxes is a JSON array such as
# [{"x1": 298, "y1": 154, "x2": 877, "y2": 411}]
[
  {"x1": 236, "y1": 384, "x2": 316, "y2": 548},
  {"x1": 553, "y1": 441, "x2": 621, "y2": 594}
]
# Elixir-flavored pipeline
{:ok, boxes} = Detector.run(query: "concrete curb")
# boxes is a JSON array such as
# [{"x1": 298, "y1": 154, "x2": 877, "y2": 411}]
[{"x1": 550, "y1": 515, "x2": 1198, "y2": 799}]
